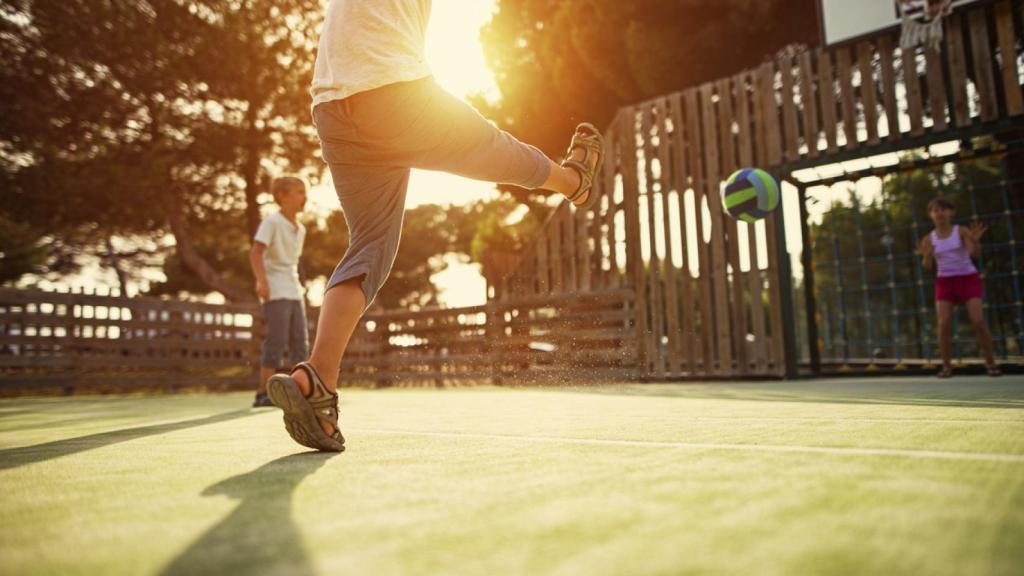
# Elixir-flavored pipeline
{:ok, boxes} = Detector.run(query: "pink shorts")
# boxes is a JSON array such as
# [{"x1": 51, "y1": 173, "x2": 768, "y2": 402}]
[{"x1": 935, "y1": 273, "x2": 984, "y2": 304}]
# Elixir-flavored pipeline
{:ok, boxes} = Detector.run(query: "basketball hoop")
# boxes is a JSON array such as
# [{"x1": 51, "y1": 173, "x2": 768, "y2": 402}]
[{"x1": 898, "y1": 0, "x2": 954, "y2": 50}]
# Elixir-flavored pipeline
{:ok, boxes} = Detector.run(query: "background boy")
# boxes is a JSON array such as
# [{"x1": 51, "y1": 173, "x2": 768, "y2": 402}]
[{"x1": 250, "y1": 176, "x2": 310, "y2": 407}]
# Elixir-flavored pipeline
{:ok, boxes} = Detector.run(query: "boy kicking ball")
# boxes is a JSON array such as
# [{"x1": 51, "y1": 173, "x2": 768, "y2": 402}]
[
  {"x1": 917, "y1": 197, "x2": 1002, "y2": 378},
  {"x1": 266, "y1": 0, "x2": 603, "y2": 451}
]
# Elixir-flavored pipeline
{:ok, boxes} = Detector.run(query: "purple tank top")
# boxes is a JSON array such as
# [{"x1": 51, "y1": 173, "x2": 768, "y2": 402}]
[{"x1": 931, "y1": 225, "x2": 977, "y2": 277}]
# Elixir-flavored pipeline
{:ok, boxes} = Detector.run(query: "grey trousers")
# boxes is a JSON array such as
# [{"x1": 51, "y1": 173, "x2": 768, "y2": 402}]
[
  {"x1": 312, "y1": 77, "x2": 552, "y2": 309},
  {"x1": 260, "y1": 299, "x2": 309, "y2": 368}
]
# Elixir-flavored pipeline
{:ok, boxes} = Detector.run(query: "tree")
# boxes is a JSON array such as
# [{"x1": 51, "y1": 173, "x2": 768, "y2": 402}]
[
  {"x1": 0, "y1": 0, "x2": 321, "y2": 301},
  {"x1": 473, "y1": 0, "x2": 820, "y2": 206}
]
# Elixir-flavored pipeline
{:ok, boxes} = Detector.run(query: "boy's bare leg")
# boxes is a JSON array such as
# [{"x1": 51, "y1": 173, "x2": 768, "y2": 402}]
[
  {"x1": 290, "y1": 277, "x2": 365, "y2": 435},
  {"x1": 965, "y1": 298, "x2": 996, "y2": 367},
  {"x1": 542, "y1": 155, "x2": 590, "y2": 205}
]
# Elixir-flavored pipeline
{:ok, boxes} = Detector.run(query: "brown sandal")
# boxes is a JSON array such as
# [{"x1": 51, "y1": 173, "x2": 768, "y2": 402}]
[
  {"x1": 267, "y1": 362, "x2": 345, "y2": 452},
  {"x1": 561, "y1": 122, "x2": 604, "y2": 210}
]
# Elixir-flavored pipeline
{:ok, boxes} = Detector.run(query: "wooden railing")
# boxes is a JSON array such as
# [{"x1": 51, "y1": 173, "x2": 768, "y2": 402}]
[
  {"x1": 0, "y1": 286, "x2": 636, "y2": 389},
  {"x1": 345, "y1": 288, "x2": 637, "y2": 385},
  {"x1": 0, "y1": 287, "x2": 263, "y2": 390},
  {"x1": 499, "y1": 0, "x2": 1024, "y2": 379}
]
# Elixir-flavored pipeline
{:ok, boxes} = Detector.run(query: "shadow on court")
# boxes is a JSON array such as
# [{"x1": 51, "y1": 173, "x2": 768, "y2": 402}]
[
  {"x1": 0, "y1": 409, "x2": 255, "y2": 471},
  {"x1": 161, "y1": 452, "x2": 337, "y2": 576},
  {"x1": 567, "y1": 376, "x2": 1024, "y2": 410}
]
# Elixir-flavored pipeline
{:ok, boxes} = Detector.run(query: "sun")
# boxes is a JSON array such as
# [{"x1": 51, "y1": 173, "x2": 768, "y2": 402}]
[{"x1": 423, "y1": 1, "x2": 499, "y2": 105}]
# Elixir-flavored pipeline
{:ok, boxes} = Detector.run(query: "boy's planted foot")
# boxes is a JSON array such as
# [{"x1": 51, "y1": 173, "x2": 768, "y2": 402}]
[{"x1": 288, "y1": 364, "x2": 340, "y2": 438}]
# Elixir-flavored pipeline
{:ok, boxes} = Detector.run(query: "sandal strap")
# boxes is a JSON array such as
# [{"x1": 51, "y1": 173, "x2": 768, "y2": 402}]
[
  {"x1": 292, "y1": 361, "x2": 340, "y2": 430},
  {"x1": 562, "y1": 159, "x2": 594, "y2": 201}
]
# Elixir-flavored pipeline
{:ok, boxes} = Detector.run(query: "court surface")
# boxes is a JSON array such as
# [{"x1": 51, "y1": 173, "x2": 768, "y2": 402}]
[{"x1": 1, "y1": 376, "x2": 1022, "y2": 575}]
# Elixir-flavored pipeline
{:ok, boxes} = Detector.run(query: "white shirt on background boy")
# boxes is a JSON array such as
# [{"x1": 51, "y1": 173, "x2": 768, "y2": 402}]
[{"x1": 253, "y1": 211, "x2": 306, "y2": 301}]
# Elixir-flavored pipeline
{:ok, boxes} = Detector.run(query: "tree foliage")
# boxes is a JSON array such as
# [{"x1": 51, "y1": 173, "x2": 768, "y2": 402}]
[
  {"x1": 473, "y1": 0, "x2": 819, "y2": 202},
  {"x1": 0, "y1": 0, "x2": 321, "y2": 300}
]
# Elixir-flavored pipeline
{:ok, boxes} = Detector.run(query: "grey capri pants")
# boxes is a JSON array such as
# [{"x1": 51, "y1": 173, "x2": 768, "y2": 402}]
[{"x1": 312, "y1": 77, "x2": 552, "y2": 309}]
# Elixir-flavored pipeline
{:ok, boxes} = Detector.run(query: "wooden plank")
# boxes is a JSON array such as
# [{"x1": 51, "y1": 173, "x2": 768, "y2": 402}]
[
  {"x1": 924, "y1": 46, "x2": 949, "y2": 131},
  {"x1": 968, "y1": 6, "x2": 998, "y2": 122},
  {"x1": 655, "y1": 97, "x2": 682, "y2": 375},
  {"x1": 640, "y1": 104, "x2": 666, "y2": 375},
  {"x1": 995, "y1": 0, "x2": 1024, "y2": 116},
  {"x1": 577, "y1": 209, "x2": 591, "y2": 292},
  {"x1": 669, "y1": 93, "x2": 696, "y2": 375},
  {"x1": 902, "y1": 46, "x2": 926, "y2": 136},
  {"x1": 779, "y1": 54, "x2": 801, "y2": 162},
  {"x1": 747, "y1": 226, "x2": 768, "y2": 373},
  {"x1": 565, "y1": 205, "x2": 578, "y2": 293},
  {"x1": 798, "y1": 52, "x2": 820, "y2": 158},
  {"x1": 700, "y1": 83, "x2": 734, "y2": 376},
  {"x1": 551, "y1": 209, "x2": 564, "y2": 293},
  {"x1": 761, "y1": 63, "x2": 785, "y2": 166},
  {"x1": 735, "y1": 72, "x2": 755, "y2": 167},
  {"x1": 835, "y1": 46, "x2": 859, "y2": 148},
  {"x1": 877, "y1": 35, "x2": 901, "y2": 140},
  {"x1": 717, "y1": 79, "x2": 738, "y2": 173},
  {"x1": 605, "y1": 118, "x2": 622, "y2": 289},
  {"x1": 720, "y1": 76, "x2": 748, "y2": 374},
  {"x1": 946, "y1": 11, "x2": 971, "y2": 127},
  {"x1": 816, "y1": 50, "x2": 839, "y2": 153},
  {"x1": 857, "y1": 42, "x2": 880, "y2": 145},
  {"x1": 685, "y1": 88, "x2": 713, "y2": 374},
  {"x1": 619, "y1": 108, "x2": 651, "y2": 372},
  {"x1": 764, "y1": 216, "x2": 786, "y2": 376},
  {"x1": 750, "y1": 66, "x2": 769, "y2": 165},
  {"x1": 535, "y1": 232, "x2": 549, "y2": 294}
]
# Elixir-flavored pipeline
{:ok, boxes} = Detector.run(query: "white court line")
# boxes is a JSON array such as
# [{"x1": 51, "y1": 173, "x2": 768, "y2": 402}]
[{"x1": 350, "y1": 428, "x2": 1024, "y2": 463}]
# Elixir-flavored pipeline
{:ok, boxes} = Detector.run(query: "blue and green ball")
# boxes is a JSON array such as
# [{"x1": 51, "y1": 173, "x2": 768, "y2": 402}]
[{"x1": 722, "y1": 168, "x2": 779, "y2": 223}]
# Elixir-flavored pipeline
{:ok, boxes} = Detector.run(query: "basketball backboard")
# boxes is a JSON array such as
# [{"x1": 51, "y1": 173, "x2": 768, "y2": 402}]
[{"x1": 817, "y1": 0, "x2": 980, "y2": 46}]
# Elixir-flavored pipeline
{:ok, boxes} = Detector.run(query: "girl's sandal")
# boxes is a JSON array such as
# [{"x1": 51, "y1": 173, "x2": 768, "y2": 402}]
[
  {"x1": 267, "y1": 361, "x2": 345, "y2": 452},
  {"x1": 936, "y1": 366, "x2": 953, "y2": 379},
  {"x1": 561, "y1": 122, "x2": 604, "y2": 210},
  {"x1": 986, "y1": 364, "x2": 1003, "y2": 377}
]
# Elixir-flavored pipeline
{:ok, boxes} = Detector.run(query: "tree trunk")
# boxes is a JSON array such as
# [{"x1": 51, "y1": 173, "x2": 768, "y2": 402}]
[
  {"x1": 167, "y1": 207, "x2": 254, "y2": 303},
  {"x1": 104, "y1": 236, "x2": 130, "y2": 296},
  {"x1": 243, "y1": 105, "x2": 263, "y2": 239}
]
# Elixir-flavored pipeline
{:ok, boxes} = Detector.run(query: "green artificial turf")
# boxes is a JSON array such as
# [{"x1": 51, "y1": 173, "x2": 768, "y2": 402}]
[{"x1": 0, "y1": 376, "x2": 1022, "y2": 576}]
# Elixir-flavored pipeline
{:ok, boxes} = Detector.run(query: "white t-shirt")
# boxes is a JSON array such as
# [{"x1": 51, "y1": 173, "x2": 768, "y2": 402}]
[
  {"x1": 311, "y1": 0, "x2": 433, "y2": 110},
  {"x1": 254, "y1": 211, "x2": 306, "y2": 301}
]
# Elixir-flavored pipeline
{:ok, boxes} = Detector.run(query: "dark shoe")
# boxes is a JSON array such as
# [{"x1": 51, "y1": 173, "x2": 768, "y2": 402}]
[{"x1": 252, "y1": 392, "x2": 275, "y2": 408}]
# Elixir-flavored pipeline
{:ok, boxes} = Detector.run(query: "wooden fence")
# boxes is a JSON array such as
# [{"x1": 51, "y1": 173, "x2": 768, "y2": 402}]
[
  {"x1": 0, "y1": 286, "x2": 635, "y2": 389},
  {"x1": 344, "y1": 288, "x2": 636, "y2": 385},
  {"x1": 499, "y1": 0, "x2": 1024, "y2": 378},
  {"x1": 0, "y1": 287, "x2": 263, "y2": 390}
]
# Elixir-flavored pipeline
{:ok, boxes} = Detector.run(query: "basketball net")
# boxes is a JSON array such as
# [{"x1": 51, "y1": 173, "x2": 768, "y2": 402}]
[{"x1": 898, "y1": 0, "x2": 954, "y2": 50}]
